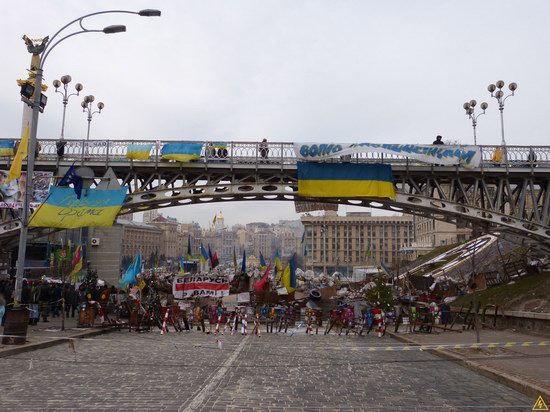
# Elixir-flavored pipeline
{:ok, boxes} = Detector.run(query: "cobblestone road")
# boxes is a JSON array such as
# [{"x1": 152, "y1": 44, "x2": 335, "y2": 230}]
[{"x1": 0, "y1": 330, "x2": 536, "y2": 411}]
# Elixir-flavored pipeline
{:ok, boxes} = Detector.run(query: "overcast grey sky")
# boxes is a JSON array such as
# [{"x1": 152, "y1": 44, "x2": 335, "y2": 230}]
[{"x1": 1, "y1": 1, "x2": 548, "y2": 227}]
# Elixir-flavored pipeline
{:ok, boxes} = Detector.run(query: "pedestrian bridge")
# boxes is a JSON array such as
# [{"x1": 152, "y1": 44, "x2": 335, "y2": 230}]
[{"x1": 1, "y1": 138, "x2": 549, "y2": 253}]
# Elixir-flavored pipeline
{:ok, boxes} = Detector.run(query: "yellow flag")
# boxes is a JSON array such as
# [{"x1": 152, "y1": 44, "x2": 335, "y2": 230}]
[
  {"x1": 282, "y1": 263, "x2": 295, "y2": 293},
  {"x1": 7, "y1": 123, "x2": 30, "y2": 183},
  {"x1": 69, "y1": 259, "x2": 82, "y2": 282}
]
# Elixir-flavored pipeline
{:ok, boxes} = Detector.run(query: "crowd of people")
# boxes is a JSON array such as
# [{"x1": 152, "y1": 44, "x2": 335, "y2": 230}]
[{"x1": 0, "y1": 277, "x2": 121, "y2": 326}]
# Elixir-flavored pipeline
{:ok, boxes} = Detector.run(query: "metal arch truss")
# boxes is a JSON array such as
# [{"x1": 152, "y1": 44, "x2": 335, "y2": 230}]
[
  {"x1": 1, "y1": 155, "x2": 550, "y2": 254},
  {"x1": 119, "y1": 167, "x2": 550, "y2": 252},
  {"x1": 119, "y1": 167, "x2": 300, "y2": 213}
]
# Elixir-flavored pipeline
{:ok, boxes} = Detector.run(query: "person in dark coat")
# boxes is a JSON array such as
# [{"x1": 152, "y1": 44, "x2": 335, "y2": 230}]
[
  {"x1": 51, "y1": 283, "x2": 62, "y2": 317},
  {"x1": 38, "y1": 282, "x2": 51, "y2": 322},
  {"x1": 432, "y1": 135, "x2": 444, "y2": 145},
  {"x1": 65, "y1": 285, "x2": 78, "y2": 318}
]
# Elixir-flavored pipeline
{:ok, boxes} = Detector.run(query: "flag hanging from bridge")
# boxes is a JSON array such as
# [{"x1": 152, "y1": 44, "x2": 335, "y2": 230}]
[
  {"x1": 161, "y1": 143, "x2": 202, "y2": 162},
  {"x1": 29, "y1": 187, "x2": 127, "y2": 228},
  {"x1": 294, "y1": 142, "x2": 481, "y2": 168},
  {"x1": 297, "y1": 162, "x2": 396, "y2": 199},
  {"x1": 0, "y1": 140, "x2": 15, "y2": 156},
  {"x1": 126, "y1": 143, "x2": 153, "y2": 160}
]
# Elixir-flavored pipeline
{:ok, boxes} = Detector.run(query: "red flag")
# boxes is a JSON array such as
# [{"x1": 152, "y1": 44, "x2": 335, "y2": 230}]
[
  {"x1": 211, "y1": 251, "x2": 219, "y2": 268},
  {"x1": 254, "y1": 263, "x2": 271, "y2": 292}
]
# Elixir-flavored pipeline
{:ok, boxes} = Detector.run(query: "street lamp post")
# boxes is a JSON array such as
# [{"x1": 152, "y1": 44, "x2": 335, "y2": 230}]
[
  {"x1": 11, "y1": 8, "x2": 160, "y2": 308},
  {"x1": 81, "y1": 95, "x2": 104, "y2": 140},
  {"x1": 462, "y1": 99, "x2": 488, "y2": 145},
  {"x1": 53, "y1": 75, "x2": 83, "y2": 158},
  {"x1": 53, "y1": 75, "x2": 83, "y2": 140},
  {"x1": 488, "y1": 80, "x2": 517, "y2": 163}
]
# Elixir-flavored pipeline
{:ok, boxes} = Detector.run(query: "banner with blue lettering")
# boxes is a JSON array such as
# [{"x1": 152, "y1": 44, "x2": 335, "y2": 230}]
[
  {"x1": 294, "y1": 143, "x2": 481, "y2": 169},
  {"x1": 29, "y1": 187, "x2": 127, "y2": 229}
]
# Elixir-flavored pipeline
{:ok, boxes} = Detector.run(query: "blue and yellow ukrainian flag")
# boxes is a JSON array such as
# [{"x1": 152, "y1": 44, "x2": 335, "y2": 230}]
[
  {"x1": 297, "y1": 162, "x2": 395, "y2": 199},
  {"x1": 259, "y1": 252, "x2": 267, "y2": 269},
  {"x1": 126, "y1": 143, "x2": 153, "y2": 160},
  {"x1": 161, "y1": 143, "x2": 202, "y2": 162},
  {"x1": 0, "y1": 140, "x2": 15, "y2": 156},
  {"x1": 200, "y1": 243, "x2": 209, "y2": 265},
  {"x1": 29, "y1": 187, "x2": 127, "y2": 228},
  {"x1": 282, "y1": 255, "x2": 296, "y2": 293}
]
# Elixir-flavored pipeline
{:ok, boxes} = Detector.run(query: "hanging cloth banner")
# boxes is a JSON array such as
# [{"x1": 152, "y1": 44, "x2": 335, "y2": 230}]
[
  {"x1": 294, "y1": 143, "x2": 481, "y2": 169},
  {"x1": 29, "y1": 187, "x2": 127, "y2": 228},
  {"x1": 297, "y1": 162, "x2": 396, "y2": 199},
  {"x1": 173, "y1": 275, "x2": 230, "y2": 299},
  {"x1": 161, "y1": 143, "x2": 202, "y2": 162}
]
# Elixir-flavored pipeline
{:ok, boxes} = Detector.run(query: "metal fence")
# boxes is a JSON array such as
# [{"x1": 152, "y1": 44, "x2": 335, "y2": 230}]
[{"x1": 0, "y1": 138, "x2": 548, "y2": 170}]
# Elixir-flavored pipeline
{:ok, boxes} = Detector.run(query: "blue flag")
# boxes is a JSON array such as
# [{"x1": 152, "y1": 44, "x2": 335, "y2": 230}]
[
  {"x1": 259, "y1": 252, "x2": 266, "y2": 268},
  {"x1": 58, "y1": 165, "x2": 83, "y2": 199},
  {"x1": 120, "y1": 251, "x2": 141, "y2": 288},
  {"x1": 289, "y1": 254, "x2": 297, "y2": 289}
]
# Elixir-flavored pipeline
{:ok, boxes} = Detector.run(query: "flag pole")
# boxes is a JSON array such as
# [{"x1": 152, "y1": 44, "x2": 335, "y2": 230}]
[{"x1": 61, "y1": 251, "x2": 66, "y2": 331}]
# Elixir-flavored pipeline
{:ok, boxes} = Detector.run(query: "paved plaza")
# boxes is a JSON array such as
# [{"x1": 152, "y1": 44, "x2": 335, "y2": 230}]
[{"x1": 0, "y1": 329, "x2": 538, "y2": 412}]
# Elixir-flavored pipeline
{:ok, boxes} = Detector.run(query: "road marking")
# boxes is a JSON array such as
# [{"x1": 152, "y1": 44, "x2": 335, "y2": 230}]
[
  {"x1": 179, "y1": 336, "x2": 248, "y2": 412},
  {"x1": 1, "y1": 334, "x2": 547, "y2": 353}
]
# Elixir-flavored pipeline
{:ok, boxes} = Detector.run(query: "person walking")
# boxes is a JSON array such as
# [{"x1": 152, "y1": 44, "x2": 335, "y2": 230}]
[{"x1": 194, "y1": 303, "x2": 205, "y2": 332}]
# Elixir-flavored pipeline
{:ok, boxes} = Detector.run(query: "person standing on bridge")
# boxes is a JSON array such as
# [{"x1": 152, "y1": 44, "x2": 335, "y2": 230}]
[
  {"x1": 259, "y1": 138, "x2": 269, "y2": 161},
  {"x1": 432, "y1": 135, "x2": 445, "y2": 145}
]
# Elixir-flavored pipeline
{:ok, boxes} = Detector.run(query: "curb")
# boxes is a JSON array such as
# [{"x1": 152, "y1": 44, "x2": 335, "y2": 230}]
[
  {"x1": 0, "y1": 327, "x2": 114, "y2": 358},
  {"x1": 388, "y1": 331, "x2": 550, "y2": 399}
]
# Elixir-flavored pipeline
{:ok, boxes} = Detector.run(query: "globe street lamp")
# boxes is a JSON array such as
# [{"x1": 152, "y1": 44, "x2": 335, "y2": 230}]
[
  {"x1": 53, "y1": 75, "x2": 83, "y2": 139},
  {"x1": 463, "y1": 100, "x2": 488, "y2": 145},
  {"x1": 81, "y1": 95, "x2": 104, "y2": 140},
  {"x1": 53, "y1": 75, "x2": 83, "y2": 156},
  {"x1": 12, "y1": 8, "x2": 161, "y2": 307},
  {"x1": 488, "y1": 80, "x2": 517, "y2": 163}
]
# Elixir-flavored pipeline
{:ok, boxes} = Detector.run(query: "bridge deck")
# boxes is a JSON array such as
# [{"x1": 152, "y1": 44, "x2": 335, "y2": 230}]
[
  {"x1": 1, "y1": 139, "x2": 549, "y2": 253},
  {"x1": 0, "y1": 138, "x2": 548, "y2": 172}
]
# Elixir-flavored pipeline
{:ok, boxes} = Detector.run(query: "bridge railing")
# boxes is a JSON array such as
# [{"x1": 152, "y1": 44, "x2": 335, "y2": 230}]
[{"x1": 0, "y1": 138, "x2": 548, "y2": 169}]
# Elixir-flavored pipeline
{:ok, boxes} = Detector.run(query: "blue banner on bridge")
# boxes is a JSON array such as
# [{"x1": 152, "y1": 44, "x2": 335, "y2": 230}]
[{"x1": 294, "y1": 143, "x2": 482, "y2": 168}]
